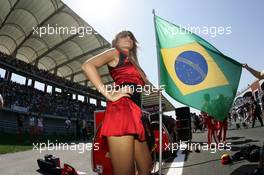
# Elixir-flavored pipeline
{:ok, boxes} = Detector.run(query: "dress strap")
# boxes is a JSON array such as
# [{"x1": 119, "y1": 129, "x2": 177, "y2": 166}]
[{"x1": 108, "y1": 49, "x2": 129, "y2": 69}]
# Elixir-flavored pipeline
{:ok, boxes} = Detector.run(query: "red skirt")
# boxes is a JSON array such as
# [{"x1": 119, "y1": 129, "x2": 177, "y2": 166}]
[{"x1": 99, "y1": 97, "x2": 146, "y2": 141}]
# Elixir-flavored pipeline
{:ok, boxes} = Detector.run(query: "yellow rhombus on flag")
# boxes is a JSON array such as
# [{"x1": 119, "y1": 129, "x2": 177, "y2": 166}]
[{"x1": 161, "y1": 42, "x2": 229, "y2": 95}]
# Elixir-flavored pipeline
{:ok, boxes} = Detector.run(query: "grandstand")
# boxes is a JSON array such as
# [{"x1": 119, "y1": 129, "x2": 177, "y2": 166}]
[{"x1": 0, "y1": 0, "x2": 175, "y2": 137}]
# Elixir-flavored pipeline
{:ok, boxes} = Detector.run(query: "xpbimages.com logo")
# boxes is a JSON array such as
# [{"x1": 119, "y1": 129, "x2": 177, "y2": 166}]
[
  {"x1": 32, "y1": 24, "x2": 98, "y2": 38},
  {"x1": 164, "y1": 24, "x2": 232, "y2": 38},
  {"x1": 164, "y1": 140, "x2": 232, "y2": 154},
  {"x1": 32, "y1": 140, "x2": 100, "y2": 154}
]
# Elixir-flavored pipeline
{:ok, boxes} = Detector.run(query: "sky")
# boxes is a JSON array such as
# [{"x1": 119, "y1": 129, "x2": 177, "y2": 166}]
[{"x1": 61, "y1": 0, "x2": 264, "y2": 115}]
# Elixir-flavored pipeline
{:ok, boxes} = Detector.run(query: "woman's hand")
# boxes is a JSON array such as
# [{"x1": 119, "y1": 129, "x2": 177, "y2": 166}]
[{"x1": 108, "y1": 86, "x2": 133, "y2": 102}]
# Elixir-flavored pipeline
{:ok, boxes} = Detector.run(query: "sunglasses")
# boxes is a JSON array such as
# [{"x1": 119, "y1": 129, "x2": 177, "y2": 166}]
[{"x1": 118, "y1": 32, "x2": 134, "y2": 40}]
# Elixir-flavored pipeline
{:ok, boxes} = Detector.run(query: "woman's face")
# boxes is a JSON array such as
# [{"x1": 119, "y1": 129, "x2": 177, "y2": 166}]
[{"x1": 116, "y1": 34, "x2": 134, "y2": 50}]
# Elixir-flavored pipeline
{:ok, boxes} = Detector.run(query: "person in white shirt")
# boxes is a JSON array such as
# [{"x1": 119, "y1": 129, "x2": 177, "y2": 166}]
[
  {"x1": 37, "y1": 113, "x2": 44, "y2": 141},
  {"x1": 37, "y1": 117, "x2": 44, "y2": 131},
  {"x1": 243, "y1": 64, "x2": 264, "y2": 80},
  {"x1": 82, "y1": 119, "x2": 88, "y2": 141},
  {"x1": 65, "y1": 118, "x2": 71, "y2": 129},
  {"x1": 65, "y1": 118, "x2": 71, "y2": 134},
  {"x1": 0, "y1": 94, "x2": 3, "y2": 109}
]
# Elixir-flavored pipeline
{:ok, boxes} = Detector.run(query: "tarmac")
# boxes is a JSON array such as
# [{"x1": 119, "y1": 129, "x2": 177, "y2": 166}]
[{"x1": 0, "y1": 121, "x2": 263, "y2": 175}]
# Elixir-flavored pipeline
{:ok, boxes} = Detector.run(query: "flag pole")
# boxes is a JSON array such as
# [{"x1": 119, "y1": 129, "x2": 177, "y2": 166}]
[{"x1": 152, "y1": 9, "x2": 163, "y2": 175}]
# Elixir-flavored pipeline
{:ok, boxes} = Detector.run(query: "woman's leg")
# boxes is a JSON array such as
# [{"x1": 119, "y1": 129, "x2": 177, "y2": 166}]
[
  {"x1": 207, "y1": 119, "x2": 213, "y2": 145},
  {"x1": 107, "y1": 135, "x2": 135, "y2": 175},
  {"x1": 223, "y1": 121, "x2": 228, "y2": 144},
  {"x1": 217, "y1": 122, "x2": 223, "y2": 141},
  {"x1": 134, "y1": 139, "x2": 152, "y2": 175},
  {"x1": 207, "y1": 128, "x2": 212, "y2": 145},
  {"x1": 206, "y1": 120, "x2": 212, "y2": 145}
]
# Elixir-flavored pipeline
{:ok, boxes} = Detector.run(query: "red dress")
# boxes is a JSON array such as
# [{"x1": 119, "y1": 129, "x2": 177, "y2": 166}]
[{"x1": 99, "y1": 50, "x2": 146, "y2": 141}]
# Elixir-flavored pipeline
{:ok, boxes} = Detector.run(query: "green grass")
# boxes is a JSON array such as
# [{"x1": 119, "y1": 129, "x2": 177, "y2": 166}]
[
  {"x1": 0, "y1": 132, "x2": 76, "y2": 154},
  {"x1": 0, "y1": 145, "x2": 33, "y2": 154}
]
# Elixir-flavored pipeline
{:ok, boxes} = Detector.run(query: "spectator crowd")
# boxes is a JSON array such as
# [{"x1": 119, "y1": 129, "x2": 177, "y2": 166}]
[
  {"x1": 230, "y1": 95, "x2": 264, "y2": 128},
  {"x1": 0, "y1": 51, "x2": 97, "y2": 94},
  {"x1": 0, "y1": 77, "x2": 104, "y2": 118}
]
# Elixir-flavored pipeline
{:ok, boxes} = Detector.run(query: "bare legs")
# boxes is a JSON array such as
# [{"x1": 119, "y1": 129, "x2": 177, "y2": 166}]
[
  {"x1": 107, "y1": 135, "x2": 152, "y2": 175},
  {"x1": 107, "y1": 136, "x2": 135, "y2": 175},
  {"x1": 134, "y1": 139, "x2": 152, "y2": 175}
]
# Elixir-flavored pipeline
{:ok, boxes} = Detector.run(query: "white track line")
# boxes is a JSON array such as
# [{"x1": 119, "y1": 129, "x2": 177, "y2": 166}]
[
  {"x1": 164, "y1": 151, "x2": 185, "y2": 175},
  {"x1": 153, "y1": 150, "x2": 185, "y2": 175}
]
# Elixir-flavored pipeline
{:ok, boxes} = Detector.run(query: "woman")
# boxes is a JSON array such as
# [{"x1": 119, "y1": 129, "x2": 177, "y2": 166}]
[
  {"x1": 201, "y1": 112, "x2": 213, "y2": 145},
  {"x1": 82, "y1": 31, "x2": 152, "y2": 175},
  {"x1": 37, "y1": 113, "x2": 44, "y2": 141},
  {"x1": 217, "y1": 117, "x2": 228, "y2": 144}
]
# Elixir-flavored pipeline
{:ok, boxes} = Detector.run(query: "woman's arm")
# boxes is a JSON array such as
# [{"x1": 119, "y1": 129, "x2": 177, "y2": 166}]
[
  {"x1": 243, "y1": 64, "x2": 264, "y2": 79},
  {"x1": 81, "y1": 49, "x2": 131, "y2": 101}
]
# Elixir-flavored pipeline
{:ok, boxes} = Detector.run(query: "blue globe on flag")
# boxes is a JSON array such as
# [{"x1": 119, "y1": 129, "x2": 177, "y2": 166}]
[{"x1": 175, "y1": 51, "x2": 208, "y2": 85}]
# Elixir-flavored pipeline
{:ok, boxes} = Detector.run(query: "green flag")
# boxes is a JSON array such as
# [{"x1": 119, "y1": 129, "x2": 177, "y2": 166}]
[{"x1": 154, "y1": 15, "x2": 242, "y2": 121}]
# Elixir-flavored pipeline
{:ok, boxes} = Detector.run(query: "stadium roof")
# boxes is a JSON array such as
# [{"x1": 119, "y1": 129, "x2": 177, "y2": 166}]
[{"x1": 0, "y1": 0, "x2": 175, "y2": 112}]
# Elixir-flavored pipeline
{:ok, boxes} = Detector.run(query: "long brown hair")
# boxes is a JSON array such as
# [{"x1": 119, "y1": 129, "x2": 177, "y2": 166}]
[{"x1": 112, "y1": 31, "x2": 148, "y2": 84}]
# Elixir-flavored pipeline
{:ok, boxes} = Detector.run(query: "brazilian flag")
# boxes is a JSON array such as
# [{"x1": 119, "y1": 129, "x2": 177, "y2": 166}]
[{"x1": 154, "y1": 15, "x2": 242, "y2": 121}]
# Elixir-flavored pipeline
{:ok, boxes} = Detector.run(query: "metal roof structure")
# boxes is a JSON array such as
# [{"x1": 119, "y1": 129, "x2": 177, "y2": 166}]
[{"x1": 0, "y1": 0, "x2": 176, "y2": 112}]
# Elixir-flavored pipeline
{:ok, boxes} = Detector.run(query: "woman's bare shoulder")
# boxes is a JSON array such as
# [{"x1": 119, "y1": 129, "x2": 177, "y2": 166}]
[
  {"x1": 82, "y1": 48, "x2": 119, "y2": 68},
  {"x1": 102, "y1": 48, "x2": 119, "y2": 57}
]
